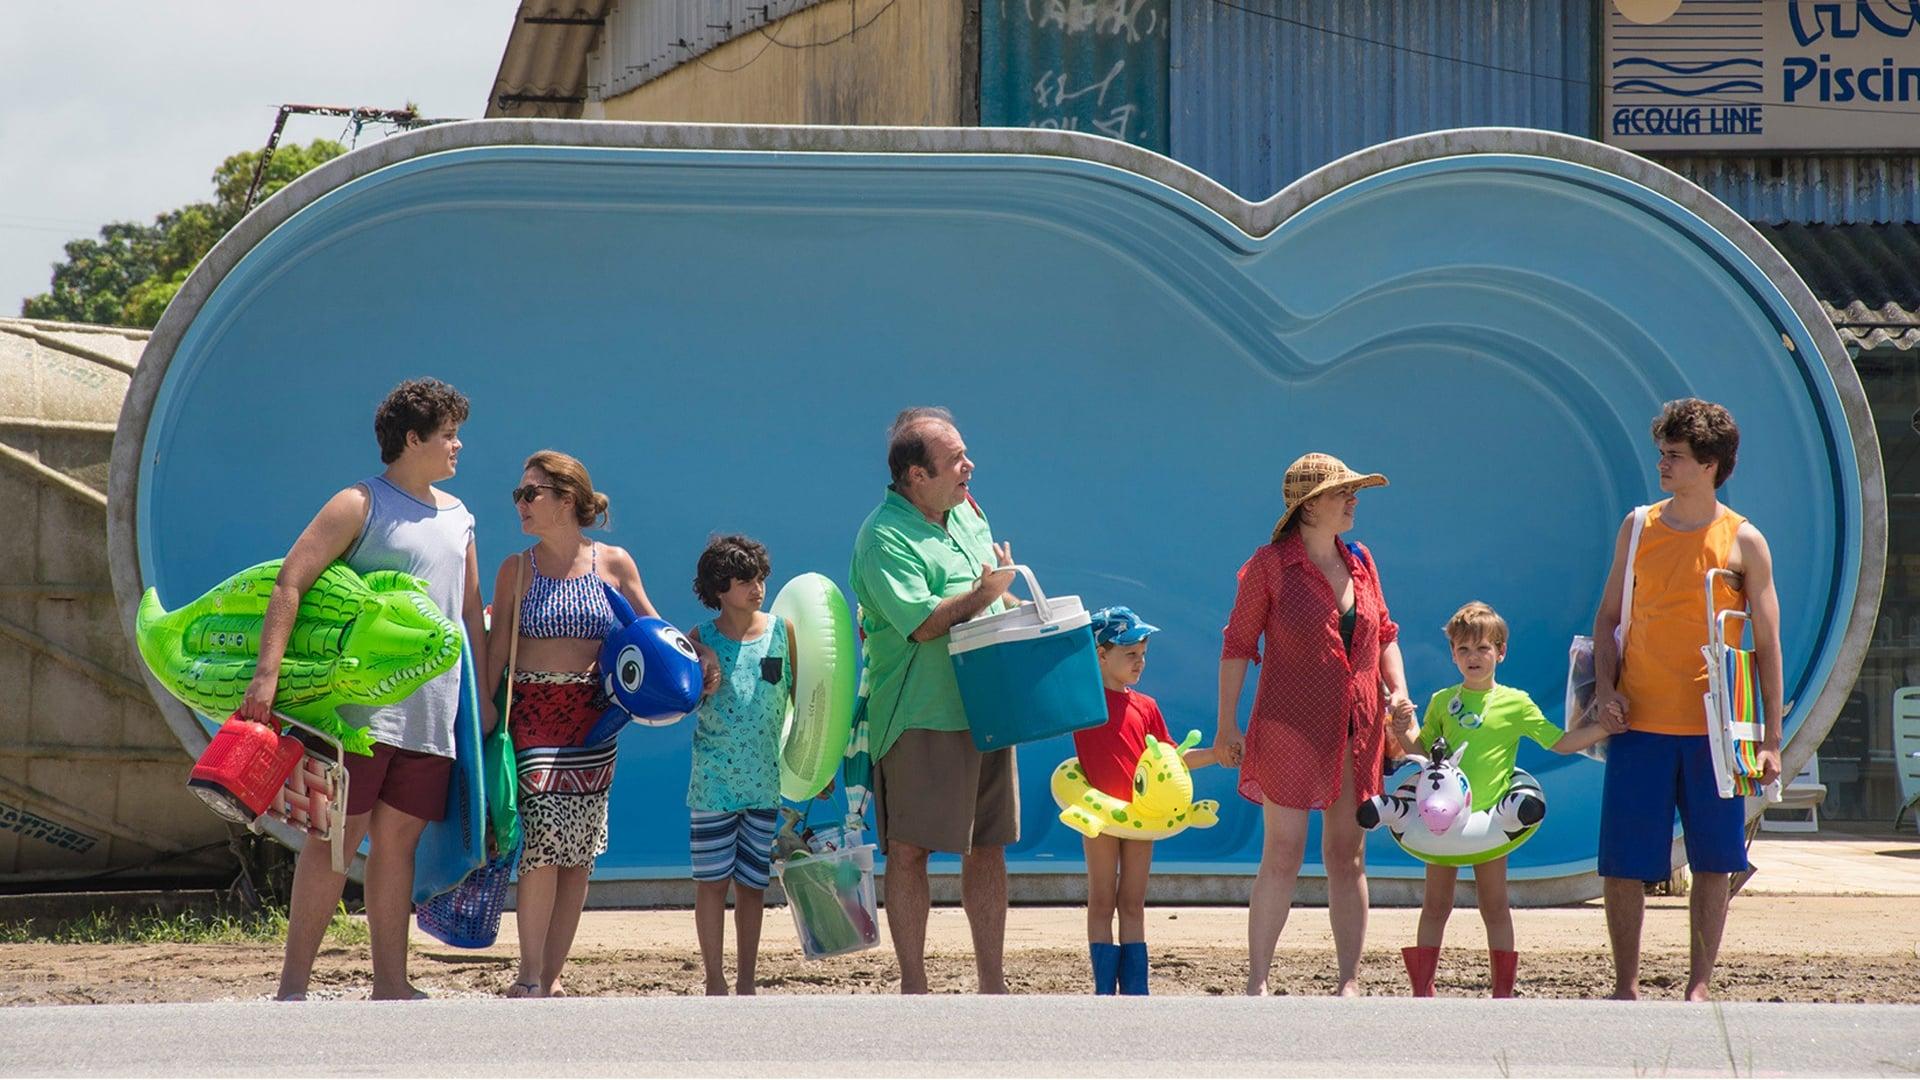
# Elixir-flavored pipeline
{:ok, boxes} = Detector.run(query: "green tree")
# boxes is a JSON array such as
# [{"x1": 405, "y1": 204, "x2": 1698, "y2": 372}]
[{"x1": 22, "y1": 138, "x2": 346, "y2": 328}]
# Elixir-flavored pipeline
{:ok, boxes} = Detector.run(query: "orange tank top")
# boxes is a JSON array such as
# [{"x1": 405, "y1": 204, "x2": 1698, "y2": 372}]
[{"x1": 1617, "y1": 501, "x2": 1747, "y2": 735}]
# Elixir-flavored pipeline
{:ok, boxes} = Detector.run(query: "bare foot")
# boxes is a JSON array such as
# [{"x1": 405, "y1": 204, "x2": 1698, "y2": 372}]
[
  {"x1": 735, "y1": 982, "x2": 756, "y2": 996},
  {"x1": 1685, "y1": 984, "x2": 1712, "y2": 1002},
  {"x1": 371, "y1": 984, "x2": 428, "y2": 1001},
  {"x1": 505, "y1": 980, "x2": 543, "y2": 999},
  {"x1": 546, "y1": 980, "x2": 566, "y2": 999},
  {"x1": 705, "y1": 981, "x2": 729, "y2": 997},
  {"x1": 1333, "y1": 980, "x2": 1361, "y2": 998},
  {"x1": 273, "y1": 992, "x2": 307, "y2": 1002},
  {"x1": 1608, "y1": 986, "x2": 1639, "y2": 1001},
  {"x1": 1244, "y1": 979, "x2": 1270, "y2": 997}
]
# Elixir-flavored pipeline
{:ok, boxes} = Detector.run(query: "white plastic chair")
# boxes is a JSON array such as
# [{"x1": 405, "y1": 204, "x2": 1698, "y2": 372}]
[
  {"x1": 1895, "y1": 687, "x2": 1920, "y2": 832},
  {"x1": 1760, "y1": 755, "x2": 1827, "y2": 832}
]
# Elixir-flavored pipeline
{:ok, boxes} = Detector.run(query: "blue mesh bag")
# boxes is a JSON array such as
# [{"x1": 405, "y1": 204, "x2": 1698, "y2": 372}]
[{"x1": 415, "y1": 840, "x2": 519, "y2": 949}]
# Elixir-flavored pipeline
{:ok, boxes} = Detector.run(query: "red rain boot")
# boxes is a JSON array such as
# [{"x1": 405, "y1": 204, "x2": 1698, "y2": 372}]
[
  {"x1": 1401, "y1": 945, "x2": 1440, "y2": 997},
  {"x1": 1489, "y1": 949, "x2": 1518, "y2": 998}
]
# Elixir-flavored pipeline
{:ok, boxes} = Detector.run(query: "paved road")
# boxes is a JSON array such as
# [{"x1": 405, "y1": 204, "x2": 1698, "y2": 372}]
[{"x1": 3, "y1": 996, "x2": 1915, "y2": 1076}]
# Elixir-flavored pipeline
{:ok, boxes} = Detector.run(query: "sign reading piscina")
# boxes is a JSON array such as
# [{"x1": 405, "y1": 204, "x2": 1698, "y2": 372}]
[{"x1": 1604, "y1": 0, "x2": 1920, "y2": 151}]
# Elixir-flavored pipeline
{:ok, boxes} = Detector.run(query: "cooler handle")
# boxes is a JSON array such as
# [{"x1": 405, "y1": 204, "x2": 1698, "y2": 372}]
[{"x1": 992, "y1": 563, "x2": 1053, "y2": 621}]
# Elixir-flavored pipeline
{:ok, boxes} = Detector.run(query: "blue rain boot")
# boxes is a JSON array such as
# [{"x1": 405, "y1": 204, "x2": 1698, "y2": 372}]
[
  {"x1": 1089, "y1": 942, "x2": 1121, "y2": 995},
  {"x1": 1118, "y1": 942, "x2": 1150, "y2": 996}
]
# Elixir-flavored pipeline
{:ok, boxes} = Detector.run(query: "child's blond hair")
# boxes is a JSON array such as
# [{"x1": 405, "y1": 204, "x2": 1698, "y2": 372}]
[{"x1": 1444, "y1": 601, "x2": 1508, "y2": 649}]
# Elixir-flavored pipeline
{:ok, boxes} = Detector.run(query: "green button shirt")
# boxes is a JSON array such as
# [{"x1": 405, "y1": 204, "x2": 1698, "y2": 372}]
[{"x1": 850, "y1": 488, "x2": 1002, "y2": 762}]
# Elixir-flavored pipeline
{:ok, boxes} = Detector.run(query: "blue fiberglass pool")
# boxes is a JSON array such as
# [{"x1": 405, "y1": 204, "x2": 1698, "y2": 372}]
[{"x1": 111, "y1": 123, "x2": 1880, "y2": 900}]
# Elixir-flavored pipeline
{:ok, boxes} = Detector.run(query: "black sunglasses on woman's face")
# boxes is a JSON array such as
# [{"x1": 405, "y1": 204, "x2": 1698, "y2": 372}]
[{"x1": 510, "y1": 484, "x2": 563, "y2": 504}]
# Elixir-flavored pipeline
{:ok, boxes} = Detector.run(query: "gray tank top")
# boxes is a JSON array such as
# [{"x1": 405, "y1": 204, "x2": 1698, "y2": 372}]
[{"x1": 340, "y1": 475, "x2": 475, "y2": 757}]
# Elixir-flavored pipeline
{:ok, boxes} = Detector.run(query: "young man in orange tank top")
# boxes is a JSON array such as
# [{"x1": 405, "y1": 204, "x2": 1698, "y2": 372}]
[{"x1": 1589, "y1": 399, "x2": 1784, "y2": 1002}]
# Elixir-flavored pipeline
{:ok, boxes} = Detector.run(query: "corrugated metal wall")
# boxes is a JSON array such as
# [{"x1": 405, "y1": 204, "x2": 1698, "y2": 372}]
[
  {"x1": 585, "y1": 0, "x2": 834, "y2": 101},
  {"x1": 594, "y1": 0, "x2": 971, "y2": 126},
  {"x1": 1659, "y1": 156, "x2": 1920, "y2": 227},
  {"x1": 979, "y1": 0, "x2": 1170, "y2": 154},
  {"x1": 575, "y1": 1, "x2": 1920, "y2": 227},
  {"x1": 1169, "y1": 0, "x2": 1594, "y2": 201}
]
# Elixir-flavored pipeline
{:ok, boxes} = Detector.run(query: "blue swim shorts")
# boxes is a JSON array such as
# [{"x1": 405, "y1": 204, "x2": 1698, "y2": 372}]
[
  {"x1": 689, "y1": 807, "x2": 778, "y2": 890},
  {"x1": 1598, "y1": 729, "x2": 1749, "y2": 882}
]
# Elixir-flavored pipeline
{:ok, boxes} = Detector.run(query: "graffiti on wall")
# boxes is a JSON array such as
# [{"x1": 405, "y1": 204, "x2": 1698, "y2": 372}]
[{"x1": 982, "y1": 0, "x2": 1169, "y2": 153}]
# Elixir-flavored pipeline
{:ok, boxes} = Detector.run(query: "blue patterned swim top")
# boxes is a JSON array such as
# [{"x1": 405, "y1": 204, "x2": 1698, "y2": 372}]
[{"x1": 519, "y1": 542, "x2": 619, "y2": 640}]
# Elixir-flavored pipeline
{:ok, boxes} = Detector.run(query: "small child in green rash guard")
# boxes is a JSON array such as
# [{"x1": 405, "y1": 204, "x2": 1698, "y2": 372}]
[{"x1": 1388, "y1": 601, "x2": 1622, "y2": 998}]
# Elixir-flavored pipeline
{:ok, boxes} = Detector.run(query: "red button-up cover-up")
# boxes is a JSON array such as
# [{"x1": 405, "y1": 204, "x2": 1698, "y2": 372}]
[{"x1": 1220, "y1": 531, "x2": 1398, "y2": 810}]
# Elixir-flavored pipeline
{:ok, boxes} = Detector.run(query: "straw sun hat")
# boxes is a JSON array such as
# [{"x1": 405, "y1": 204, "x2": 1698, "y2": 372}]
[{"x1": 1270, "y1": 452, "x2": 1388, "y2": 541}]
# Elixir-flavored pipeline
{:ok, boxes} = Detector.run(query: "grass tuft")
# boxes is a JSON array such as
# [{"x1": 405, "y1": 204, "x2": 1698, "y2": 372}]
[{"x1": 0, "y1": 904, "x2": 366, "y2": 946}]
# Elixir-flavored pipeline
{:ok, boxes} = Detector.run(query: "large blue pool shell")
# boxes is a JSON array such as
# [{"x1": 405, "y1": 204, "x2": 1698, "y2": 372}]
[{"x1": 131, "y1": 135, "x2": 1863, "y2": 884}]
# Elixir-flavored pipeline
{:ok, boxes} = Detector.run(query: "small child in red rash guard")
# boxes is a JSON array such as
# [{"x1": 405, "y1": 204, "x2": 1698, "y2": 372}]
[{"x1": 1074, "y1": 606, "x2": 1218, "y2": 995}]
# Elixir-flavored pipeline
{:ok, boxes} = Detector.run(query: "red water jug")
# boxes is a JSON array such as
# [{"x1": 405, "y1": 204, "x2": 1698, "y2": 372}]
[{"x1": 187, "y1": 713, "x2": 305, "y2": 824}]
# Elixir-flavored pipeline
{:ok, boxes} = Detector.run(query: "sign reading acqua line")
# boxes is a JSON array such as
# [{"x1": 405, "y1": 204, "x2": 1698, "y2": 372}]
[{"x1": 1604, "y1": 0, "x2": 1920, "y2": 151}]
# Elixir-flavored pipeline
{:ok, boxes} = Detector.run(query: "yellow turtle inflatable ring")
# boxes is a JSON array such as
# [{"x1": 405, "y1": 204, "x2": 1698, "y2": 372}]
[{"x1": 1051, "y1": 729, "x2": 1220, "y2": 841}]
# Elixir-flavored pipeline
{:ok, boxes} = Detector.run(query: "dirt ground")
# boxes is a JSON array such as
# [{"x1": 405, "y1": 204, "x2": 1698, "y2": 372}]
[{"x1": 5, "y1": 895, "x2": 1918, "y2": 1005}]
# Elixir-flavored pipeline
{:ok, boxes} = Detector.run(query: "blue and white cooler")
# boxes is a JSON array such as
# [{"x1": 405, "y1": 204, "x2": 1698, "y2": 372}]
[{"x1": 947, "y1": 565, "x2": 1106, "y2": 752}]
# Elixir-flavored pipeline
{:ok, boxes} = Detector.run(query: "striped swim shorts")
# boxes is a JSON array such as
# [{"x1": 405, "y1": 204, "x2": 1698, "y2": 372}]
[{"x1": 689, "y1": 807, "x2": 779, "y2": 890}]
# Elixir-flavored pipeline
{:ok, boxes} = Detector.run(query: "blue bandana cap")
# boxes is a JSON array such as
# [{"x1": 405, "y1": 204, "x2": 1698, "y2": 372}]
[{"x1": 1090, "y1": 606, "x2": 1160, "y2": 647}]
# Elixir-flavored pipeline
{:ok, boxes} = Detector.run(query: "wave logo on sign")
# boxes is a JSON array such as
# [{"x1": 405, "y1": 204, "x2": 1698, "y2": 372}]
[{"x1": 1610, "y1": 0, "x2": 1765, "y2": 99}]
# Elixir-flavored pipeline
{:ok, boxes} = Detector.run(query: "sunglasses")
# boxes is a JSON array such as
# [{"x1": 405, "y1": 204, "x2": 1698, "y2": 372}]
[{"x1": 510, "y1": 484, "x2": 563, "y2": 504}]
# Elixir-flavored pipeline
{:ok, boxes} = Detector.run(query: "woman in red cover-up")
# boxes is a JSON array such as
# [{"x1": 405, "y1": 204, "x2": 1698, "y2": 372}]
[{"x1": 1216, "y1": 452, "x2": 1416, "y2": 997}]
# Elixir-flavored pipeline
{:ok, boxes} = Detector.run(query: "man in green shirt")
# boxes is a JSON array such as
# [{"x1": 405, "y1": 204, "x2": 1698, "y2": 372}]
[{"x1": 850, "y1": 406, "x2": 1018, "y2": 994}]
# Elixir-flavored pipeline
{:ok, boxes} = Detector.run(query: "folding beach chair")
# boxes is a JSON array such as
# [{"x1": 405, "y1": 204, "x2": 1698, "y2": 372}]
[
  {"x1": 263, "y1": 715, "x2": 352, "y2": 874},
  {"x1": 1701, "y1": 569, "x2": 1782, "y2": 803}
]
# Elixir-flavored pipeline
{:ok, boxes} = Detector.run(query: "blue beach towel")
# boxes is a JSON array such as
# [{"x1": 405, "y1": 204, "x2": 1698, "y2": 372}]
[{"x1": 411, "y1": 639, "x2": 487, "y2": 906}]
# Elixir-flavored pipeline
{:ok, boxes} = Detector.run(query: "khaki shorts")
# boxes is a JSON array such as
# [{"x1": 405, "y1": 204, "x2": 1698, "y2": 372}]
[{"x1": 873, "y1": 727, "x2": 1019, "y2": 856}]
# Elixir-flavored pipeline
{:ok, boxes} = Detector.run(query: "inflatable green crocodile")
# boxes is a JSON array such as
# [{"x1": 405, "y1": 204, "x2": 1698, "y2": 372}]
[{"x1": 136, "y1": 560, "x2": 463, "y2": 755}]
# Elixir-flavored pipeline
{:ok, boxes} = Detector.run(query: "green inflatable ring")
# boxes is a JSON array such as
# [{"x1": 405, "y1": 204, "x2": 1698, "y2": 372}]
[
  {"x1": 770, "y1": 573, "x2": 856, "y2": 801},
  {"x1": 135, "y1": 559, "x2": 464, "y2": 755}
]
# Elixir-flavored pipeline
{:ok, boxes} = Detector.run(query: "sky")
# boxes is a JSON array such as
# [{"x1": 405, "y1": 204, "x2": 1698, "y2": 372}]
[{"x1": 0, "y1": 1, "x2": 522, "y2": 317}]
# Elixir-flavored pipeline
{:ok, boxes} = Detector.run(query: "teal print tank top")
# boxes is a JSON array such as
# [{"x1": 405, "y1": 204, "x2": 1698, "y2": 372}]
[{"x1": 686, "y1": 616, "x2": 790, "y2": 812}]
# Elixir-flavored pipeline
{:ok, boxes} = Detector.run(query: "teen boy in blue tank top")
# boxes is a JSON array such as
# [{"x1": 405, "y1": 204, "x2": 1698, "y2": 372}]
[{"x1": 239, "y1": 379, "x2": 488, "y2": 1002}]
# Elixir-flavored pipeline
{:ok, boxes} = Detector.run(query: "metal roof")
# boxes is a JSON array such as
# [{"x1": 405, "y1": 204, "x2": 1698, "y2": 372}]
[
  {"x1": 1756, "y1": 224, "x2": 1920, "y2": 353},
  {"x1": 1824, "y1": 301, "x2": 1920, "y2": 354},
  {"x1": 486, "y1": 1, "x2": 612, "y2": 118},
  {"x1": 1663, "y1": 155, "x2": 1920, "y2": 227}
]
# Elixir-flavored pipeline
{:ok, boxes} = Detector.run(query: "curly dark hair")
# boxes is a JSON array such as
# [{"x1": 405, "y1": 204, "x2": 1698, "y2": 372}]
[
  {"x1": 1651, "y1": 398, "x2": 1739, "y2": 488},
  {"x1": 373, "y1": 378, "x2": 471, "y2": 464},
  {"x1": 693, "y1": 534, "x2": 772, "y2": 610}
]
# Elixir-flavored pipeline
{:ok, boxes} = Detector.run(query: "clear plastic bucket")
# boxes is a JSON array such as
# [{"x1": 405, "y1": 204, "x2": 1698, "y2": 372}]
[
  {"x1": 776, "y1": 843, "x2": 881, "y2": 960},
  {"x1": 806, "y1": 825, "x2": 861, "y2": 853}
]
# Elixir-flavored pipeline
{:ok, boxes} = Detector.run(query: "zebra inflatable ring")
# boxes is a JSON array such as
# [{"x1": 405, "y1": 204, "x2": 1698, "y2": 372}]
[{"x1": 1356, "y1": 738, "x2": 1546, "y2": 867}]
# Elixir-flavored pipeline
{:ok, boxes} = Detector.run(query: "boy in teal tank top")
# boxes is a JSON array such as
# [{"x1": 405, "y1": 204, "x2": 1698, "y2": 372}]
[
  {"x1": 685, "y1": 535, "x2": 795, "y2": 996},
  {"x1": 1389, "y1": 602, "x2": 1621, "y2": 998}
]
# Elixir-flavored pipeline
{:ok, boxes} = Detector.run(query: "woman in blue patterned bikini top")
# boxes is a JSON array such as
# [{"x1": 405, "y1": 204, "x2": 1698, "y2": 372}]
[{"x1": 480, "y1": 450, "x2": 660, "y2": 1001}]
